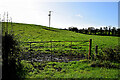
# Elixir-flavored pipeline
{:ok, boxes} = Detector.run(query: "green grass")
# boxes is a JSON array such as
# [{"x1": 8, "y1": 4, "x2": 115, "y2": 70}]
[
  {"x1": 3, "y1": 22, "x2": 119, "y2": 78},
  {"x1": 4, "y1": 22, "x2": 119, "y2": 54},
  {"x1": 20, "y1": 60, "x2": 119, "y2": 78}
]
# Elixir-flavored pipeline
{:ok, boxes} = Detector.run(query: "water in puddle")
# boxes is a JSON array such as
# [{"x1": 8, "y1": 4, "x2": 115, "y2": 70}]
[{"x1": 21, "y1": 51, "x2": 85, "y2": 62}]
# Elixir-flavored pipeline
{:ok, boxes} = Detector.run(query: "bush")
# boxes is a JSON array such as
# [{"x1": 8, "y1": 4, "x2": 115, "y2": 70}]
[
  {"x1": 90, "y1": 60, "x2": 120, "y2": 69},
  {"x1": 2, "y1": 33, "x2": 24, "y2": 79},
  {"x1": 96, "y1": 45, "x2": 120, "y2": 63}
]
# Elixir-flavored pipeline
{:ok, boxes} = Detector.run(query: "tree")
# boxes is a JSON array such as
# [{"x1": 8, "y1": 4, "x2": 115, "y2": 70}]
[
  {"x1": 72, "y1": 27, "x2": 78, "y2": 33},
  {"x1": 108, "y1": 26, "x2": 111, "y2": 36},
  {"x1": 100, "y1": 27, "x2": 103, "y2": 35},
  {"x1": 78, "y1": 29, "x2": 82, "y2": 33},
  {"x1": 88, "y1": 27, "x2": 95, "y2": 35},
  {"x1": 68, "y1": 27, "x2": 72, "y2": 31},
  {"x1": 105, "y1": 27, "x2": 108, "y2": 35},
  {"x1": 95, "y1": 28, "x2": 99, "y2": 35},
  {"x1": 103, "y1": 27, "x2": 107, "y2": 35},
  {"x1": 112, "y1": 27, "x2": 116, "y2": 36},
  {"x1": 68, "y1": 27, "x2": 78, "y2": 33},
  {"x1": 84, "y1": 28, "x2": 88, "y2": 34},
  {"x1": 82, "y1": 28, "x2": 85, "y2": 33},
  {"x1": 117, "y1": 28, "x2": 120, "y2": 36}
]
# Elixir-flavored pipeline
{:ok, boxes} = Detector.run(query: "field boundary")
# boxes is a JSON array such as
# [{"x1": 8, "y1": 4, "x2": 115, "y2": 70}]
[{"x1": 20, "y1": 39, "x2": 92, "y2": 61}]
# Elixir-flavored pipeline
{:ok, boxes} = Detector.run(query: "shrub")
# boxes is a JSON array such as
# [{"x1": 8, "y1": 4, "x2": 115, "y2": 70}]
[
  {"x1": 2, "y1": 33, "x2": 24, "y2": 79},
  {"x1": 96, "y1": 45, "x2": 120, "y2": 63},
  {"x1": 90, "y1": 60, "x2": 120, "y2": 69}
]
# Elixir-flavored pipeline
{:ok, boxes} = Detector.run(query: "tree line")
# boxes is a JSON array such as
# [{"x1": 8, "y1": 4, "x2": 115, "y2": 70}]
[{"x1": 67, "y1": 26, "x2": 120, "y2": 36}]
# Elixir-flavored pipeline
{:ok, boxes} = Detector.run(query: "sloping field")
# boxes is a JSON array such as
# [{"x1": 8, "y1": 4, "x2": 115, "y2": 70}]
[
  {"x1": 2, "y1": 22, "x2": 119, "y2": 78},
  {"x1": 6, "y1": 22, "x2": 119, "y2": 50}
]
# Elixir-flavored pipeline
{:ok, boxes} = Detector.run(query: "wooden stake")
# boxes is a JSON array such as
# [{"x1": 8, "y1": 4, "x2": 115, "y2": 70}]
[
  {"x1": 51, "y1": 41, "x2": 52, "y2": 61},
  {"x1": 95, "y1": 45, "x2": 98, "y2": 55},
  {"x1": 88, "y1": 39, "x2": 92, "y2": 59}
]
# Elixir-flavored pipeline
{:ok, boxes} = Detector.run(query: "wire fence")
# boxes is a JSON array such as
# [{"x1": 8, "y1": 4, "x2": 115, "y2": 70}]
[{"x1": 19, "y1": 40, "x2": 92, "y2": 62}]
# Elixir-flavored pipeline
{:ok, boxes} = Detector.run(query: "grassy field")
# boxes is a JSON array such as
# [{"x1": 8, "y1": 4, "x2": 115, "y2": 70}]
[
  {"x1": 20, "y1": 59, "x2": 119, "y2": 78},
  {"x1": 6, "y1": 23, "x2": 119, "y2": 51},
  {"x1": 3, "y1": 22, "x2": 120, "y2": 78}
]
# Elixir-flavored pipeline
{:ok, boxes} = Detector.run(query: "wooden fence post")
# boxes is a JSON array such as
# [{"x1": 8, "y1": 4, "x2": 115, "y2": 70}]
[
  {"x1": 71, "y1": 41, "x2": 72, "y2": 52},
  {"x1": 30, "y1": 43, "x2": 31, "y2": 50},
  {"x1": 95, "y1": 45, "x2": 98, "y2": 55},
  {"x1": 88, "y1": 39, "x2": 92, "y2": 59},
  {"x1": 71, "y1": 41, "x2": 72, "y2": 59},
  {"x1": 51, "y1": 41, "x2": 52, "y2": 61},
  {"x1": 29, "y1": 42, "x2": 32, "y2": 62},
  {"x1": 95, "y1": 45, "x2": 98, "y2": 59}
]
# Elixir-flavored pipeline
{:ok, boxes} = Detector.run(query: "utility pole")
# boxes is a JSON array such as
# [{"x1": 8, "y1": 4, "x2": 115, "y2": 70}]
[
  {"x1": 6, "y1": 12, "x2": 8, "y2": 34},
  {"x1": 0, "y1": 14, "x2": 1, "y2": 36},
  {"x1": 3, "y1": 12, "x2": 5, "y2": 34},
  {"x1": 10, "y1": 17, "x2": 13, "y2": 35},
  {"x1": 48, "y1": 11, "x2": 53, "y2": 27},
  {"x1": 0, "y1": 14, "x2": 2, "y2": 22}
]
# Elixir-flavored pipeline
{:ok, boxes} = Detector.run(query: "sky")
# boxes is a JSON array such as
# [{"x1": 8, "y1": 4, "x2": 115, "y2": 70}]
[{"x1": 0, "y1": 0, "x2": 119, "y2": 29}]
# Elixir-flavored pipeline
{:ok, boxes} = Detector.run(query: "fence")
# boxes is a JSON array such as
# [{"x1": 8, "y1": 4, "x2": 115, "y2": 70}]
[{"x1": 19, "y1": 39, "x2": 92, "y2": 62}]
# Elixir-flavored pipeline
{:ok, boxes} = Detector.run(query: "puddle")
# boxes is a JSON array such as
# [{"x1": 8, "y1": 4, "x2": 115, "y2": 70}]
[{"x1": 20, "y1": 51, "x2": 85, "y2": 62}]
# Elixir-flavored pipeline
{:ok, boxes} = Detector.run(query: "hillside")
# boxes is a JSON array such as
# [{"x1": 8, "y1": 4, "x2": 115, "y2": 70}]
[
  {"x1": 5, "y1": 22, "x2": 119, "y2": 49},
  {"x1": 2, "y1": 22, "x2": 119, "y2": 78}
]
